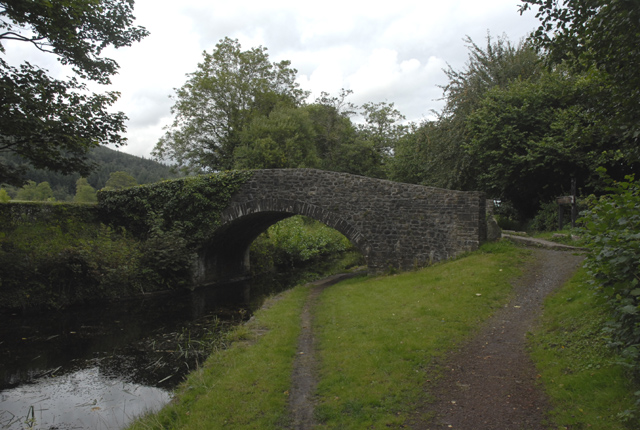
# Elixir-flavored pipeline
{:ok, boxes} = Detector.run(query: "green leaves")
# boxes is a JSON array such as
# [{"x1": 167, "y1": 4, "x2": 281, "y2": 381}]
[
  {"x1": 0, "y1": 59, "x2": 127, "y2": 185},
  {"x1": 0, "y1": 215, "x2": 145, "y2": 310},
  {"x1": 521, "y1": 0, "x2": 640, "y2": 161},
  {"x1": 250, "y1": 216, "x2": 352, "y2": 271},
  {"x1": 97, "y1": 170, "x2": 253, "y2": 244},
  {"x1": 0, "y1": 0, "x2": 149, "y2": 84},
  {"x1": 0, "y1": 0, "x2": 148, "y2": 186},
  {"x1": 153, "y1": 38, "x2": 308, "y2": 174},
  {"x1": 463, "y1": 67, "x2": 630, "y2": 218},
  {"x1": 580, "y1": 173, "x2": 640, "y2": 370},
  {"x1": 388, "y1": 34, "x2": 543, "y2": 192},
  {"x1": 234, "y1": 105, "x2": 320, "y2": 170}
]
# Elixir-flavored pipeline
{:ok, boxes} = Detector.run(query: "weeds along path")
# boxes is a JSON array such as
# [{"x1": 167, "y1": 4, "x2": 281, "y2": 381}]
[
  {"x1": 288, "y1": 271, "x2": 365, "y2": 430},
  {"x1": 411, "y1": 248, "x2": 584, "y2": 429}
]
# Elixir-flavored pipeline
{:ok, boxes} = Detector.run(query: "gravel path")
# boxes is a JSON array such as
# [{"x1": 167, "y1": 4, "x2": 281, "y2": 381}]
[{"x1": 410, "y1": 248, "x2": 584, "y2": 429}]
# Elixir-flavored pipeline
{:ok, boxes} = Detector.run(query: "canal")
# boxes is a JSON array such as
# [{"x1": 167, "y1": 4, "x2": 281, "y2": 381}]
[{"x1": 0, "y1": 276, "x2": 293, "y2": 430}]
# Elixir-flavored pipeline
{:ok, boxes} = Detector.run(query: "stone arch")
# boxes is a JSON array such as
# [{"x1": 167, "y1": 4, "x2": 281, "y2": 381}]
[{"x1": 194, "y1": 198, "x2": 370, "y2": 286}]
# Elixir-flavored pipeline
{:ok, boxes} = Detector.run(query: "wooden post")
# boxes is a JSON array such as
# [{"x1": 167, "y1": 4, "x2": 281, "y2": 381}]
[
  {"x1": 558, "y1": 204, "x2": 564, "y2": 230},
  {"x1": 570, "y1": 177, "x2": 577, "y2": 228},
  {"x1": 556, "y1": 195, "x2": 574, "y2": 230}
]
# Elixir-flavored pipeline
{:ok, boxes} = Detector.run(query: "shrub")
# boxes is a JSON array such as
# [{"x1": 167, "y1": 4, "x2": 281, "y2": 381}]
[
  {"x1": 529, "y1": 200, "x2": 560, "y2": 232},
  {"x1": 0, "y1": 220, "x2": 144, "y2": 309},
  {"x1": 0, "y1": 188, "x2": 10, "y2": 202},
  {"x1": 580, "y1": 173, "x2": 640, "y2": 372},
  {"x1": 250, "y1": 216, "x2": 353, "y2": 272}
]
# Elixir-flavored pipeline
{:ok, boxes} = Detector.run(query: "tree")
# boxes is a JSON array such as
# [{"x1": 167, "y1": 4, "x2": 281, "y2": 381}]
[
  {"x1": 16, "y1": 180, "x2": 54, "y2": 201},
  {"x1": 103, "y1": 170, "x2": 137, "y2": 190},
  {"x1": 464, "y1": 68, "x2": 633, "y2": 219},
  {"x1": 0, "y1": 187, "x2": 10, "y2": 202},
  {"x1": 357, "y1": 101, "x2": 407, "y2": 162},
  {"x1": 306, "y1": 89, "x2": 358, "y2": 170},
  {"x1": 520, "y1": 0, "x2": 640, "y2": 161},
  {"x1": 303, "y1": 89, "x2": 386, "y2": 177},
  {"x1": 153, "y1": 37, "x2": 308, "y2": 174},
  {"x1": 389, "y1": 34, "x2": 542, "y2": 190},
  {"x1": 233, "y1": 105, "x2": 319, "y2": 169},
  {"x1": 437, "y1": 34, "x2": 542, "y2": 190},
  {"x1": 73, "y1": 177, "x2": 97, "y2": 203},
  {"x1": 0, "y1": 0, "x2": 149, "y2": 186},
  {"x1": 389, "y1": 121, "x2": 439, "y2": 185}
]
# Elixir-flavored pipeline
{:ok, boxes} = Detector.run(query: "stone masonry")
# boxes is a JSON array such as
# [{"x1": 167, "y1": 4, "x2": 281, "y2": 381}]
[{"x1": 194, "y1": 169, "x2": 486, "y2": 286}]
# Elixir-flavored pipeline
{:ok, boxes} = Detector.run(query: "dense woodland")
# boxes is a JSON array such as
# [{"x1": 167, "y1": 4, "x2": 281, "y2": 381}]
[{"x1": 0, "y1": 146, "x2": 178, "y2": 201}]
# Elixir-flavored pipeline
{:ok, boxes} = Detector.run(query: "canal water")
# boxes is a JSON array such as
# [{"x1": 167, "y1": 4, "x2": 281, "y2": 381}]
[{"x1": 0, "y1": 276, "x2": 292, "y2": 430}]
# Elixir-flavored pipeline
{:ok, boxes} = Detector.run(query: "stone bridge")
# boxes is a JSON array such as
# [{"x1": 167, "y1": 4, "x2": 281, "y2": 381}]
[{"x1": 194, "y1": 169, "x2": 486, "y2": 286}]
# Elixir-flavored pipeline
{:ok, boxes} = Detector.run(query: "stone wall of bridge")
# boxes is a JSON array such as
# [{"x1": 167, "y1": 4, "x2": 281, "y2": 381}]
[{"x1": 195, "y1": 169, "x2": 486, "y2": 285}]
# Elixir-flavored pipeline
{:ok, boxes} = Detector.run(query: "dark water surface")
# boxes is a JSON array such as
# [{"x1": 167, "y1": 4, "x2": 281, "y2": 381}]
[{"x1": 0, "y1": 278, "x2": 286, "y2": 429}]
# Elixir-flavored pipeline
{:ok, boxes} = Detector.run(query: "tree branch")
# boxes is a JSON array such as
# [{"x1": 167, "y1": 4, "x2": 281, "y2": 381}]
[{"x1": 0, "y1": 31, "x2": 54, "y2": 53}]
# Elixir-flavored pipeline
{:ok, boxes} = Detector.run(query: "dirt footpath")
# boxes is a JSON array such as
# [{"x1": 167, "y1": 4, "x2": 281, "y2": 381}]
[
  {"x1": 287, "y1": 248, "x2": 583, "y2": 429},
  {"x1": 410, "y1": 248, "x2": 583, "y2": 429}
]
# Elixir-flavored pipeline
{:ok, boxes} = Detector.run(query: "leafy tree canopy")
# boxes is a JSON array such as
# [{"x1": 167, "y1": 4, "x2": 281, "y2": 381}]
[
  {"x1": 103, "y1": 170, "x2": 137, "y2": 190},
  {"x1": 389, "y1": 34, "x2": 542, "y2": 190},
  {"x1": 0, "y1": 187, "x2": 9, "y2": 202},
  {"x1": 74, "y1": 177, "x2": 97, "y2": 203},
  {"x1": 153, "y1": 37, "x2": 308, "y2": 174},
  {"x1": 16, "y1": 180, "x2": 54, "y2": 201},
  {"x1": 234, "y1": 105, "x2": 319, "y2": 170},
  {"x1": 464, "y1": 68, "x2": 627, "y2": 218},
  {"x1": 0, "y1": 0, "x2": 148, "y2": 186},
  {"x1": 521, "y1": 0, "x2": 640, "y2": 159}
]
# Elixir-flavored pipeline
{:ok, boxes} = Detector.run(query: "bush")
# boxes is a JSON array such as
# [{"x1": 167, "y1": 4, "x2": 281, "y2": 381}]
[
  {"x1": 0, "y1": 220, "x2": 144, "y2": 309},
  {"x1": 529, "y1": 200, "x2": 560, "y2": 232},
  {"x1": 250, "y1": 216, "x2": 353, "y2": 272},
  {"x1": 139, "y1": 217, "x2": 196, "y2": 290},
  {"x1": 580, "y1": 173, "x2": 640, "y2": 372}
]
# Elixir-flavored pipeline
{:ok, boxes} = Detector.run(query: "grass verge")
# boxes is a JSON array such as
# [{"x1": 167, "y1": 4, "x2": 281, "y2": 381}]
[
  {"x1": 528, "y1": 268, "x2": 640, "y2": 429},
  {"x1": 127, "y1": 285, "x2": 309, "y2": 430},
  {"x1": 311, "y1": 241, "x2": 529, "y2": 428}
]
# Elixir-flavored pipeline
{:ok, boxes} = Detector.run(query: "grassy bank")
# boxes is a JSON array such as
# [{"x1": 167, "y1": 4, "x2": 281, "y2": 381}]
[
  {"x1": 129, "y1": 285, "x2": 310, "y2": 429},
  {"x1": 129, "y1": 242, "x2": 640, "y2": 429},
  {"x1": 129, "y1": 242, "x2": 527, "y2": 429},
  {"x1": 529, "y1": 268, "x2": 640, "y2": 429}
]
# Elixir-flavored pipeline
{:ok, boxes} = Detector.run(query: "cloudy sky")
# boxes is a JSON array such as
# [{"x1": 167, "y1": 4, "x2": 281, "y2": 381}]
[{"x1": 5, "y1": 0, "x2": 541, "y2": 159}]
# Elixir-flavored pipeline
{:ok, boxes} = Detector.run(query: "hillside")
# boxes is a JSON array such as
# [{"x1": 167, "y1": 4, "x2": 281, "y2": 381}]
[{"x1": 4, "y1": 146, "x2": 179, "y2": 200}]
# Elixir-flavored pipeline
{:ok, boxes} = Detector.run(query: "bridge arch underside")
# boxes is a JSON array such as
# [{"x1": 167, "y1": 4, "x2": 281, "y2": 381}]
[{"x1": 195, "y1": 199, "x2": 370, "y2": 286}]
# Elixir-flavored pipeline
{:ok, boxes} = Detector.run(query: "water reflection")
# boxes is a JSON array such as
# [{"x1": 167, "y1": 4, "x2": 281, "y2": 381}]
[
  {"x1": 0, "y1": 367, "x2": 171, "y2": 430},
  {"x1": 0, "y1": 277, "x2": 277, "y2": 430}
]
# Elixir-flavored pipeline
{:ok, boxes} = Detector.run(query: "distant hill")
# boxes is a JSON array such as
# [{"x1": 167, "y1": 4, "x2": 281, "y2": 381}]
[{"x1": 6, "y1": 146, "x2": 179, "y2": 200}]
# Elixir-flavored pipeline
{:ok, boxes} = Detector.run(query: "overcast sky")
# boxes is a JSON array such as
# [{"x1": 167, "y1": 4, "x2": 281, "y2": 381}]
[{"x1": 5, "y1": 0, "x2": 541, "y2": 159}]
